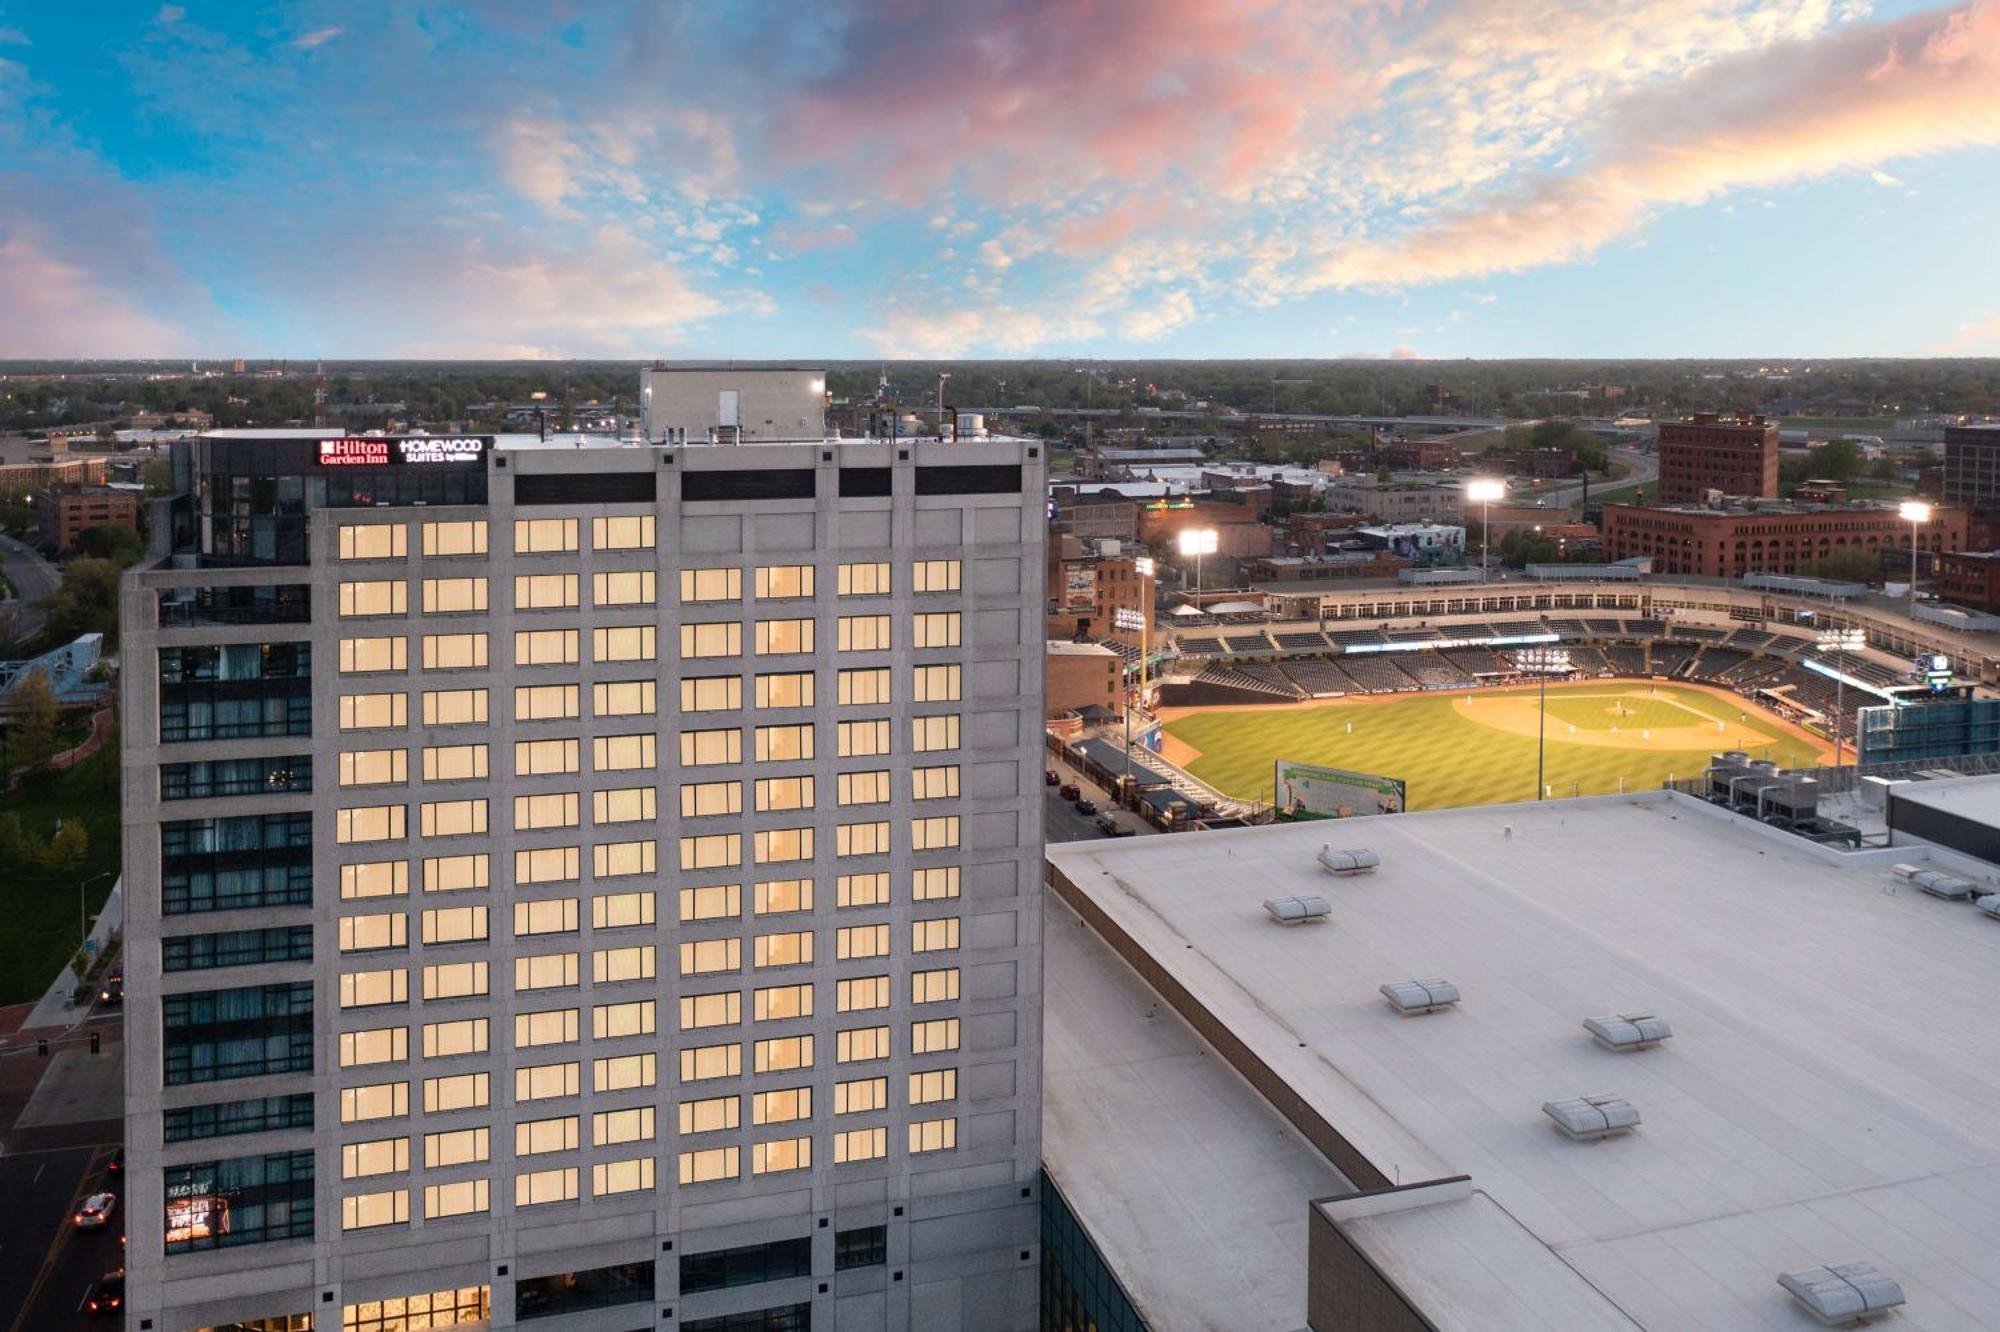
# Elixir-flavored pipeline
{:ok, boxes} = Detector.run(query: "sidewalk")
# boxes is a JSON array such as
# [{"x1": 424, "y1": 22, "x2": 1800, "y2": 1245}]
[{"x1": 21, "y1": 878, "x2": 122, "y2": 1032}]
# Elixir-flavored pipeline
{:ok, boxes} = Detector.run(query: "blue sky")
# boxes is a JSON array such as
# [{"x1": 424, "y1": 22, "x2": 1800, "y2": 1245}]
[{"x1": 1, "y1": 1, "x2": 1997, "y2": 360}]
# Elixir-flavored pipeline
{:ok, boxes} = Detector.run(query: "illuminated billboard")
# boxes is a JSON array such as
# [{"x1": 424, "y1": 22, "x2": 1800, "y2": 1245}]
[{"x1": 318, "y1": 436, "x2": 488, "y2": 467}]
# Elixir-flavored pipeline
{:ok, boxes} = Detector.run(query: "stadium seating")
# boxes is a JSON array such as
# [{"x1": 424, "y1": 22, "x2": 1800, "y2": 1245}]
[
  {"x1": 1278, "y1": 659, "x2": 1359, "y2": 696},
  {"x1": 1235, "y1": 663, "x2": 1308, "y2": 698},
  {"x1": 1726, "y1": 628, "x2": 1775, "y2": 650},
  {"x1": 1627, "y1": 618, "x2": 1666, "y2": 636},
  {"x1": 1564, "y1": 646, "x2": 1611, "y2": 675},
  {"x1": 1603, "y1": 645, "x2": 1647, "y2": 675},
  {"x1": 1545, "y1": 618, "x2": 1588, "y2": 637},
  {"x1": 1329, "y1": 628, "x2": 1387, "y2": 647},
  {"x1": 1401, "y1": 655, "x2": 1471, "y2": 688},
  {"x1": 1487, "y1": 620, "x2": 1543, "y2": 637},
  {"x1": 1691, "y1": 647, "x2": 1749, "y2": 682},
  {"x1": 1271, "y1": 630, "x2": 1332, "y2": 652},
  {"x1": 1445, "y1": 647, "x2": 1510, "y2": 676},
  {"x1": 1667, "y1": 624, "x2": 1729, "y2": 641},
  {"x1": 1222, "y1": 633, "x2": 1274, "y2": 655},
  {"x1": 1340, "y1": 657, "x2": 1419, "y2": 692},
  {"x1": 1649, "y1": 644, "x2": 1697, "y2": 677},
  {"x1": 1194, "y1": 663, "x2": 1301, "y2": 700},
  {"x1": 1585, "y1": 617, "x2": 1626, "y2": 635},
  {"x1": 1175, "y1": 636, "x2": 1227, "y2": 658}
]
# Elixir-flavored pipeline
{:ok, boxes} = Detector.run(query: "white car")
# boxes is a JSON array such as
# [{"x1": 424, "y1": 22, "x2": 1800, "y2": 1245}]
[{"x1": 74, "y1": 1193, "x2": 116, "y2": 1229}]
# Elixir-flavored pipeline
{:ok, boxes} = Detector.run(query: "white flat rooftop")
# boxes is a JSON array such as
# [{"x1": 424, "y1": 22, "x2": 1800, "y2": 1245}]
[
  {"x1": 1046, "y1": 793, "x2": 2000, "y2": 1330},
  {"x1": 1888, "y1": 770, "x2": 2000, "y2": 826}
]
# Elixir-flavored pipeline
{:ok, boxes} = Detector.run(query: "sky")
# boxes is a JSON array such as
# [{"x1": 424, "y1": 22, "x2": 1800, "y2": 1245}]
[{"x1": 0, "y1": 0, "x2": 1998, "y2": 361}]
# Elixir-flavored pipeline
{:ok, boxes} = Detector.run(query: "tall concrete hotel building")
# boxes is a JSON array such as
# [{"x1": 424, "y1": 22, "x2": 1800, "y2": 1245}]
[{"x1": 118, "y1": 369, "x2": 1045, "y2": 1332}]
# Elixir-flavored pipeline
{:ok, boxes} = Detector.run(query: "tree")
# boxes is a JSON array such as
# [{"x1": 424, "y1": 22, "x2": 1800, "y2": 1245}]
[
  {"x1": 12, "y1": 666, "x2": 58, "y2": 756},
  {"x1": 1803, "y1": 548, "x2": 1880, "y2": 584},
  {"x1": 70, "y1": 523, "x2": 144, "y2": 567},
  {"x1": 142, "y1": 459, "x2": 174, "y2": 496},
  {"x1": 1497, "y1": 529, "x2": 1561, "y2": 567},
  {"x1": 1812, "y1": 438, "x2": 1866, "y2": 481},
  {"x1": 44, "y1": 818, "x2": 88, "y2": 869},
  {"x1": 39, "y1": 558, "x2": 123, "y2": 647}
]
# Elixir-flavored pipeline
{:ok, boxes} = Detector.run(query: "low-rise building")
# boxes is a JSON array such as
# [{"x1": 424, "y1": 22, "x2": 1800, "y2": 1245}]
[
  {"x1": 39, "y1": 484, "x2": 144, "y2": 551},
  {"x1": 1046, "y1": 639, "x2": 1122, "y2": 717},
  {"x1": 1322, "y1": 475, "x2": 1466, "y2": 524},
  {"x1": 1934, "y1": 549, "x2": 2000, "y2": 614},
  {"x1": 1602, "y1": 499, "x2": 1966, "y2": 578},
  {"x1": 1656, "y1": 411, "x2": 1779, "y2": 502}
]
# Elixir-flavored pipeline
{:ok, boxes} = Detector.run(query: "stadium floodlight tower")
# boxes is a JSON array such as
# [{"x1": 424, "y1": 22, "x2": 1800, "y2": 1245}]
[
  {"x1": 1816, "y1": 626, "x2": 1866, "y2": 768},
  {"x1": 1516, "y1": 645, "x2": 1572, "y2": 800},
  {"x1": 1899, "y1": 499, "x2": 1931, "y2": 616},
  {"x1": 1116, "y1": 604, "x2": 1149, "y2": 790},
  {"x1": 1464, "y1": 478, "x2": 1506, "y2": 581},
  {"x1": 1179, "y1": 527, "x2": 1219, "y2": 600}
]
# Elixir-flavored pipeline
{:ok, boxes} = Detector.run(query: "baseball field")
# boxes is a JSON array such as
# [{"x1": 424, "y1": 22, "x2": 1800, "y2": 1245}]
[{"x1": 1157, "y1": 680, "x2": 1833, "y2": 810}]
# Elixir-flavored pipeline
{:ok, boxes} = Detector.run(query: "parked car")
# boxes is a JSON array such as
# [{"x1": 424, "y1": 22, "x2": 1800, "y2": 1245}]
[
  {"x1": 1044, "y1": 769, "x2": 1060, "y2": 786},
  {"x1": 1095, "y1": 812, "x2": 1133, "y2": 836},
  {"x1": 74, "y1": 1193, "x2": 116, "y2": 1229},
  {"x1": 84, "y1": 1269, "x2": 125, "y2": 1315},
  {"x1": 106, "y1": 1147, "x2": 124, "y2": 1175},
  {"x1": 1057, "y1": 783, "x2": 1080, "y2": 801},
  {"x1": 1073, "y1": 798, "x2": 1098, "y2": 815},
  {"x1": 97, "y1": 974, "x2": 123, "y2": 1006}
]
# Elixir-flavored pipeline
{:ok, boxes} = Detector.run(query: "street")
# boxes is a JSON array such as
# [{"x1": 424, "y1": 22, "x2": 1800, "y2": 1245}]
[
  {"x1": 1042, "y1": 753, "x2": 1153, "y2": 845},
  {"x1": 0, "y1": 533, "x2": 58, "y2": 643},
  {"x1": 0, "y1": 1144, "x2": 122, "y2": 1331}
]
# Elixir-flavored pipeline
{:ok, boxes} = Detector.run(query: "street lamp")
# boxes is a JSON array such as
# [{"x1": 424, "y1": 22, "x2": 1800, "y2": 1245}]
[
  {"x1": 1465, "y1": 478, "x2": 1505, "y2": 581},
  {"x1": 1816, "y1": 627, "x2": 1865, "y2": 769},
  {"x1": 1516, "y1": 646, "x2": 1572, "y2": 800},
  {"x1": 1178, "y1": 527, "x2": 1218, "y2": 601},
  {"x1": 1899, "y1": 499, "x2": 1931, "y2": 616}
]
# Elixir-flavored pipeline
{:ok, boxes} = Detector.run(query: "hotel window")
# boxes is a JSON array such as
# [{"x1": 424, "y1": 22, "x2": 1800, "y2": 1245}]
[
  {"x1": 338, "y1": 1027, "x2": 407, "y2": 1069},
  {"x1": 422, "y1": 1017, "x2": 488, "y2": 1058},
  {"x1": 593, "y1": 999, "x2": 656, "y2": 1039},
  {"x1": 912, "y1": 815, "x2": 959, "y2": 850},
  {"x1": 340, "y1": 749, "x2": 408, "y2": 788},
  {"x1": 836, "y1": 925, "x2": 889, "y2": 961},
  {"x1": 593, "y1": 1052, "x2": 657, "y2": 1093},
  {"x1": 338, "y1": 804, "x2": 406, "y2": 845},
  {"x1": 755, "y1": 724, "x2": 814, "y2": 762},
  {"x1": 592, "y1": 514, "x2": 655, "y2": 550},
  {"x1": 754, "y1": 878, "x2": 812, "y2": 916},
  {"x1": 912, "y1": 715, "x2": 960, "y2": 752},
  {"x1": 837, "y1": 561, "x2": 890, "y2": 596},
  {"x1": 754, "y1": 776, "x2": 814, "y2": 813},
  {"x1": 514, "y1": 573, "x2": 578, "y2": 610},
  {"x1": 592, "y1": 570, "x2": 656, "y2": 607},
  {"x1": 513, "y1": 1062, "x2": 579, "y2": 1103},
  {"x1": 340, "y1": 524, "x2": 407, "y2": 560},
  {"x1": 680, "y1": 622, "x2": 742, "y2": 659},
  {"x1": 679, "y1": 1043, "x2": 743, "y2": 1083},
  {"x1": 513, "y1": 792, "x2": 578, "y2": 831},
  {"x1": 834, "y1": 1126, "x2": 888, "y2": 1163},
  {"x1": 678, "y1": 884, "x2": 740, "y2": 923},
  {"x1": 912, "y1": 765, "x2": 959, "y2": 800},
  {"x1": 514, "y1": 952, "x2": 578, "y2": 993},
  {"x1": 837, "y1": 615, "x2": 891, "y2": 652},
  {"x1": 836, "y1": 821, "x2": 891, "y2": 858},
  {"x1": 422, "y1": 1071, "x2": 490, "y2": 1113},
  {"x1": 514, "y1": 628, "x2": 579, "y2": 666},
  {"x1": 913, "y1": 866, "x2": 960, "y2": 901},
  {"x1": 837, "y1": 719, "x2": 889, "y2": 757},
  {"x1": 754, "y1": 983, "x2": 813, "y2": 1021},
  {"x1": 514, "y1": 683, "x2": 579, "y2": 721},
  {"x1": 837, "y1": 771, "x2": 891, "y2": 806},
  {"x1": 911, "y1": 1017, "x2": 960, "y2": 1054},
  {"x1": 421, "y1": 519, "x2": 487, "y2": 556},
  {"x1": 913, "y1": 664, "x2": 961, "y2": 702},
  {"x1": 679, "y1": 1096, "x2": 737, "y2": 1135},
  {"x1": 340, "y1": 1081, "x2": 409, "y2": 1124},
  {"x1": 680, "y1": 567, "x2": 742, "y2": 603},
  {"x1": 680, "y1": 676, "x2": 742, "y2": 712},
  {"x1": 911, "y1": 968, "x2": 959, "y2": 1004},
  {"x1": 514, "y1": 518, "x2": 577, "y2": 554},
  {"x1": 594, "y1": 679, "x2": 657, "y2": 717},
  {"x1": 594, "y1": 839, "x2": 657, "y2": 878},
  {"x1": 754, "y1": 1035, "x2": 813, "y2": 1073},
  {"x1": 339, "y1": 913, "x2": 407, "y2": 953},
  {"x1": 837, "y1": 872, "x2": 890, "y2": 908},
  {"x1": 912, "y1": 612, "x2": 961, "y2": 648},
  {"x1": 679, "y1": 938, "x2": 742, "y2": 977},
  {"x1": 340, "y1": 692, "x2": 408, "y2": 731},
  {"x1": 421, "y1": 632, "x2": 487, "y2": 670},
  {"x1": 594, "y1": 1157, "x2": 656, "y2": 1197},
  {"x1": 680, "y1": 780, "x2": 743, "y2": 818},
  {"x1": 913, "y1": 918, "x2": 960, "y2": 952},
  {"x1": 837, "y1": 976, "x2": 891, "y2": 1013},
  {"x1": 420, "y1": 905, "x2": 488, "y2": 945},
  {"x1": 838, "y1": 667, "x2": 891, "y2": 705},
  {"x1": 913, "y1": 559, "x2": 961, "y2": 592},
  {"x1": 752, "y1": 1087, "x2": 811, "y2": 1126},
  {"x1": 422, "y1": 853, "x2": 489, "y2": 894},
  {"x1": 680, "y1": 991, "x2": 742, "y2": 1031},
  {"x1": 754, "y1": 931, "x2": 813, "y2": 969},
  {"x1": 593, "y1": 944, "x2": 656, "y2": 984},
  {"x1": 423, "y1": 1127, "x2": 489, "y2": 1169},
  {"x1": 834, "y1": 1078, "x2": 886, "y2": 1115},
  {"x1": 754, "y1": 827, "x2": 814, "y2": 865},
  {"x1": 753, "y1": 564, "x2": 815, "y2": 600},
  {"x1": 422, "y1": 798, "x2": 489, "y2": 838},
  {"x1": 424, "y1": 1179, "x2": 489, "y2": 1220},
  {"x1": 423, "y1": 960, "x2": 489, "y2": 1001},
  {"x1": 516, "y1": 1166, "x2": 579, "y2": 1209},
  {"x1": 755, "y1": 671, "x2": 815, "y2": 708},
  {"x1": 680, "y1": 833, "x2": 742, "y2": 871},
  {"x1": 422, "y1": 744, "x2": 488, "y2": 782},
  {"x1": 678, "y1": 1147, "x2": 739, "y2": 1185},
  {"x1": 755, "y1": 618, "x2": 814, "y2": 655},
  {"x1": 592, "y1": 891, "x2": 656, "y2": 929},
  {"x1": 837, "y1": 1026, "x2": 891, "y2": 1064},
  {"x1": 594, "y1": 625, "x2": 657, "y2": 662},
  {"x1": 514, "y1": 737, "x2": 578, "y2": 776},
  {"x1": 513, "y1": 1008, "x2": 579, "y2": 1049},
  {"x1": 681, "y1": 728, "x2": 743, "y2": 767},
  {"x1": 909, "y1": 1117, "x2": 957, "y2": 1154},
  {"x1": 340, "y1": 580, "x2": 407, "y2": 618},
  {"x1": 421, "y1": 577, "x2": 487, "y2": 614},
  {"x1": 343, "y1": 1189, "x2": 409, "y2": 1232},
  {"x1": 593, "y1": 786, "x2": 657, "y2": 825},
  {"x1": 339, "y1": 636, "x2": 408, "y2": 674},
  {"x1": 342, "y1": 856, "x2": 408, "y2": 896},
  {"x1": 421, "y1": 688, "x2": 488, "y2": 726},
  {"x1": 512, "y1": 846, "x2": 577, "y2": 887},
  {"x1": 593, "y1": 733, "x2": 655, "y2": 772},
  {"x1": 752, "y1": 1137, "x2": 811, "y2": 1176}
]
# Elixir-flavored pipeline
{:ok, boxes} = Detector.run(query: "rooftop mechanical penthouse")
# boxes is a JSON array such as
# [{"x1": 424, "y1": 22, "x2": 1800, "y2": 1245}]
[{"x1": 119, "y1": 370, "x2": 1046, "y2": 1332}]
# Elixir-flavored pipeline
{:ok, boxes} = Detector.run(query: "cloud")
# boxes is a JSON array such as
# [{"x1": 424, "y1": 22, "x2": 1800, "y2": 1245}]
[
  {"x1": 153, "y1": 5, "x2": 184, "y2": 23},
  {"x1": 1933, "y1": 316, "x2": 2000, "y2": 354},
  {"x1": 0, "y1": 225, "x2": 194, "y2": 356},
  {"x1": 767, "y1": 220, "x2": 857, "y2": 254},
  {"x1": 291, "y1": 27, "x2": 344, "y2": 50},
  {"x1": 1870, "y1": 169, "x2": 1903, "y2": 186},
  {"x1": 1120, "y1": 290, "x2": 1196, "y2": 341}
]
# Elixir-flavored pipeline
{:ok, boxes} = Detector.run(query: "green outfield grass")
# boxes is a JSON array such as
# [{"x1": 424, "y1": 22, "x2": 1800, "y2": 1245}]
[{"x1": 1162, "y1": 681, "x2": 1828, "y2": 811}]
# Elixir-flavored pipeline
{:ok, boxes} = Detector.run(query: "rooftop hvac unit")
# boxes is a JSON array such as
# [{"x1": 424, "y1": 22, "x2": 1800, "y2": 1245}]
[
  {"x1": 1975, "y1": 893, "x2": 2000, "y2": 920},
  {"x1": 1762, "y1": 775, "x2": 1819, "y2": 822},
  {"x1": 1890, "y1": 863, "x2": 1926, "y2": 882},
  {"x1": 1380, "y1": 979, "x2": 1460, "y2": 1015},
  {"x1": 1263, "y1": 895, "x2": 1332, "y2": 925},
  {"x1": 1583, "y1": 1013, "x2": 1673, "y2": 1051},
  {"x1": 1317, "y1": 846, "x2": 1381, "y2": 875},
  {"x1": 1542, "y1": 1094, "x2": 1641, "y2": 1140},
  {"x1": 1912, "y1": 869, "x2": 1977, "y2": 901},
  {"x1": 1777, "y1": 1264, "x2": 1907, "y2": 1327}
]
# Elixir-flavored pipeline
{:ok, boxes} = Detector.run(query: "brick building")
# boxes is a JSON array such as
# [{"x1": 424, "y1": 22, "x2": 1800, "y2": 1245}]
[
  {"x1": 1655, "y1": 413, "x2": 1779, "y2": 503},
  {"x1": 1941, "y1": 423, "x2": 2000, "y2": 504},
  {"x1": 1934, "y1": 549, "x2": 2000, "y2": 614},
  {"x1": 1601, "y1": 501, "x2": 1966, "y2": 579},
  {"x1": 1045, "y1": 640, "x2": 1123, "y2": 717},
  {"x1": 39, "y1": 484, "x2": 144, "y2": 552}
]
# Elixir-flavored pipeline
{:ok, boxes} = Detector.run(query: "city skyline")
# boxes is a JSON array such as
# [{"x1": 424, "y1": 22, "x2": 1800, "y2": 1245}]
[{"x1": 1, "y1": 0, "x2": 1998, "y2": 361}]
